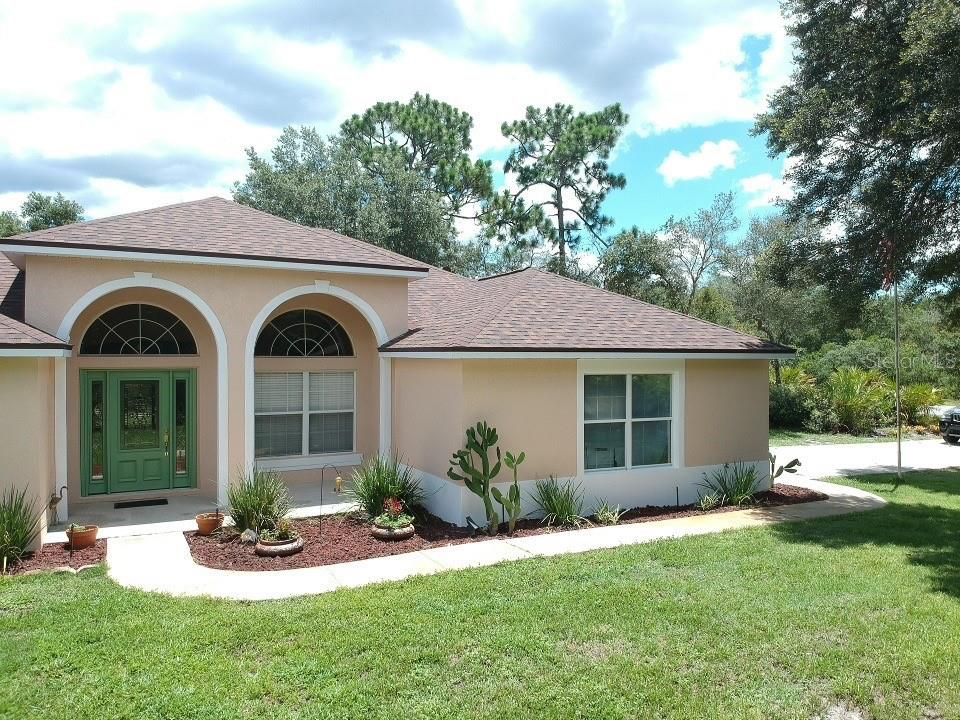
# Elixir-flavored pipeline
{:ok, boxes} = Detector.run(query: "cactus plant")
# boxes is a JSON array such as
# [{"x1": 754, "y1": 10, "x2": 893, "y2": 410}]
[
  {"x1": 448, "y1": 421, "x2": 502, "y2": 535},
  {"x1": 769, "y1": 453, "x2": 801, "y2": 485},
  {"x1": 493, "y1": 451, "x2": 525, "y2": 534}
]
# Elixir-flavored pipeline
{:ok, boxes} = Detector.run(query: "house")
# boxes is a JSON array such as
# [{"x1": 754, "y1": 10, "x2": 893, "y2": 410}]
[{"x1": 0, "y1": 197, "x2": 791, "y2": 545}]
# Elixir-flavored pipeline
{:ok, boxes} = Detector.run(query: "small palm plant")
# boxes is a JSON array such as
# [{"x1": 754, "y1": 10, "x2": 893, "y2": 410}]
[{"x1": 0, "y1": 486, "x2": 40, "y2": 573}]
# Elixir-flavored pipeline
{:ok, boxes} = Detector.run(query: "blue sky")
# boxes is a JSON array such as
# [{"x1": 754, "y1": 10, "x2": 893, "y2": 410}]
[{"x1": 0, "y1": 1, "x2": 794, "y2": 240}]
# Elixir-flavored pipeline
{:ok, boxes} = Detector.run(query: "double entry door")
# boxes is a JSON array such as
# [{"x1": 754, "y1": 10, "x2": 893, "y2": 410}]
[{"x1": 81, "y1": 370, "x2": 196, "y2": 495}]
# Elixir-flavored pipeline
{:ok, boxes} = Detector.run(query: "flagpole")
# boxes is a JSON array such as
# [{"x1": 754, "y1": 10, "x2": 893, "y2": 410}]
[{"x1": 894, "y1": 274, "x2": 902, "y2": 481}]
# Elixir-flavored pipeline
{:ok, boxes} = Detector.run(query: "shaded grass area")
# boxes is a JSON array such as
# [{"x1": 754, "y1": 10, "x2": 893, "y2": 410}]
[
  {"x1": 2, "y1": 472, "x2": 960, "y2": 719},
  {"x1": 770, "y1": 427, "x2": 935, "y2": 446}
]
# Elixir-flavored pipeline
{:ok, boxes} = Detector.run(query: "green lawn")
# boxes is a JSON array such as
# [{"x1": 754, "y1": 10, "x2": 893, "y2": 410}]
[
  {"x1": 3, "y1": 472, "x2": 960, "y2": 720},
  {"x1": 770, "y1": 427, "x2": 936, "y2": 446}
]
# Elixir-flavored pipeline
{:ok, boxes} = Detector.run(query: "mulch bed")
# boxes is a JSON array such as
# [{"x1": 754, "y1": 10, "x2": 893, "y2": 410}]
[
  {"x1": 186, "y1": 483, "x2": 827, "y2": 572},
  {"x1": 6, "y1": 540, "x2": 107, "y2": 576}
]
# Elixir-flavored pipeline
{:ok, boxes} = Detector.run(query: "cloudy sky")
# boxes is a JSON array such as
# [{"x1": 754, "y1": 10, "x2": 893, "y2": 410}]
[{"x1": 0, "y1": 0, "x2": 794, "y2": 236}]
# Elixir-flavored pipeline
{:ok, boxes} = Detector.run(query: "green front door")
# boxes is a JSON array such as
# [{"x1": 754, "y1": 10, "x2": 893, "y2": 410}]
[{"x1": 81, "y1": 370, "x2": 196, "y2": 495}]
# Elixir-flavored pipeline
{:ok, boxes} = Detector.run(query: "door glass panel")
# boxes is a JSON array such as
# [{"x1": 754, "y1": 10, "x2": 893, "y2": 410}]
[
  {"x1": 120, "y1": 380, "x2": 160, "y2": 449},
  {"x1": 175, "y1": 378, "x2": 187, "y2": 475},
  {"x1": 91, "y1": 380, "x2": 104, "y2": 479}
]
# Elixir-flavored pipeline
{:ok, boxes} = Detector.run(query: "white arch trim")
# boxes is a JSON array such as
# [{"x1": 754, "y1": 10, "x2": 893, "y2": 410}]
[
  {"x1": 58, "y1": 273, "x2": 230, "y2": 505},
  {"x1": 245, "y1": 281, "x2": 391, "y2": 468}
]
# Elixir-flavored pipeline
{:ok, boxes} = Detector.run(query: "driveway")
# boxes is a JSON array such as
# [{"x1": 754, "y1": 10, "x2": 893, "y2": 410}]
[{"x1": 771, "y1": 437, "x2": 959, "y2": 480}]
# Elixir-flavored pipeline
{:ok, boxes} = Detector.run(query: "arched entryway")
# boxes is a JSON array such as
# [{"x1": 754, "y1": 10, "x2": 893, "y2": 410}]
[{"x1": 58, "y1": 278, "x2": 228, "y2": 504}]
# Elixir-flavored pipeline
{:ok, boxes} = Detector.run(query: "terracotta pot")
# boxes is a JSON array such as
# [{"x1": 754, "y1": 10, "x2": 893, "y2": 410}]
[
  {"x1": 65, "y1": 525, "x2": 98, "y2": 550},
  {"x1": 371, "y1": 523, "x2": 415, "y2": 541},
  {"x1": 254, "y1": 536, "x2": 304, "y2": 557},
  {"x1": 195, "y1": 512, "x2": 224, "y2": 536}
]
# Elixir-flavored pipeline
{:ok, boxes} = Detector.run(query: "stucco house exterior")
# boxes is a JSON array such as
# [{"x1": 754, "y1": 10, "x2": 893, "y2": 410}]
[{"x1": 0, "y1": 197, "x2": 791, "y2": 545}]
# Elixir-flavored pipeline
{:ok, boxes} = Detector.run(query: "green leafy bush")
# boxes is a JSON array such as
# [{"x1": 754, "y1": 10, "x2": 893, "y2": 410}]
[
  {"x1": 769, "y1": 383, "x2": 812, "y2": 429},
  {"x1": 803, "y1": 389, "x2": 840, "y2": 433},
  {"x1": 228, "y1": 468, "x2": 291, "y2": 533},
  {"x1": 899, "y1": 383, "x2": 942, "y2": 425},
  {"x1": 593, "y1": 499, "x2": 626, "y2": 526},
  {"x1": 532, "y1": 476, "x2": 585, "y2": 527},
  {"x1": 348, "y1": 455, "x2": 424, "y2": 519},
  {"x1": 826, "y1": 367, "x2": 893, "y2": 434},
  {"x1": 0, "y1": 486, "x2": 40, "y2": 572},
  {"x1": 697, "y1": 462, "x2": 760, "y2": 508}
]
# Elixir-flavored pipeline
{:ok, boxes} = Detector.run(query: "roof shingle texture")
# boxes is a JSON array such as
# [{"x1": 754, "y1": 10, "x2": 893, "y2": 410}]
[
  {"x1": 0, "y1": 255, "x2": 69, "y2": 348},
  {"x1": 4, "y1": 196, "x2": 428, "y2": 273},
  {"x1": 388, "y1": 267, "x2": 790, "y2": 354}
]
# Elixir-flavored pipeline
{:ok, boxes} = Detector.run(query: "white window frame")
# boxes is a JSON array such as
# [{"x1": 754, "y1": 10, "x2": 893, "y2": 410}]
[
  {"x1": 254, "y1": 371, "x2": 361, "y2": 471},
  {"x1": 577, "y1": 359, "x2": 684, "y2": 476}
]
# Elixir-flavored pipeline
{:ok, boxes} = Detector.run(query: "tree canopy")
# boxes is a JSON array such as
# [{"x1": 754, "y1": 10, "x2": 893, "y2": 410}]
[
  {"x1": 754, "y1": 0, "x2": 960, "y2": 311},
  {"x1": 0, "y1": 192, "x2": 85, "y2": 238}
]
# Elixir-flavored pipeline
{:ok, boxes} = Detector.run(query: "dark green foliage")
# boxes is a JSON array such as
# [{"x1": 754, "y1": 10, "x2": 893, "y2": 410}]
[
  {"x1": 754, "y1": 0, "x2": 960, "y2": 309},
  {"x1": 348, "y1": 455, "x2": 424, "y2": 519},
  {"x1": 769, "y1": 383, "x2": 812, "y2": 430},
  {"x1": 0, "y1": 193, "x2": 84, "y2": 238},
  {"x1": 227, "y1": 468, "x2": 291, "y2": 533},
  {"x1": 0, "y1": 486, "x2": 40, "y2": 572},
  {"x1": 532, "y1": 476, "x2": 585, "y2": 527},
  {"x1": 598, "y1": 227, "x2": 686, "y2": 310},
  {"x1": 900, "y1": 383, "x2": 942, "y2": 425},
  {"x1": 498, "y1": 103, "x2": 628, "y2": 275},
  {"x1": 448, "y1": 421, "x2": 502, "y2": 535}
]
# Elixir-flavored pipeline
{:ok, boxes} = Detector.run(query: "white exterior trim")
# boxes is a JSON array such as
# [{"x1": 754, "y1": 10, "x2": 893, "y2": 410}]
[
  {"x1": 576, "y1": 358, "x2": 686, "y2": 478},
  {"x1": 54, "y1": 357, "x2": 68, "y2": 523},
  {"x1": 57, "y1": 274, "x2": 231, "y2": 506},
  {"x1": 0, "y1": 243, "x2": 427, "y2": 279},
  {"x1": 379, "y1": 356, "x2": 392, "y2": 453},
  {"x1": 244, "y1": 282, "x2": 392, "y2": 469},
  {"x1": 380, "y1": 350, "x2": 792, "y2": 360},
  {"x1": 257, "y1": 451, "x2": 362, "y2": 472},
  {"x1": 0, "y1": 347, "x2": 71, "y2": 357}
]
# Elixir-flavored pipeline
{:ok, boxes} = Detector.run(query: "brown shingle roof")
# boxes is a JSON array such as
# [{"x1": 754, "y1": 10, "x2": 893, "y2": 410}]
[
  {"x1": 0, "y1": 255, "x2": 70, "y2": 349},
  {"x1": 3, "y1": 196, "x2": 429, "y2": 274},
  {"x1": 388, "y1": 267, "x2": 792, "y2": 354}
]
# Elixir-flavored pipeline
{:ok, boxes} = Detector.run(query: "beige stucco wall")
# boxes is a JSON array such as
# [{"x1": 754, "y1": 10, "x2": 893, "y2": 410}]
[
  {"x1": 461, "y1": 360, "x2": 578, "y2": 480},
  {"x1": 23, "y1": 255, "x2": 407, "y2": 496},
  {"x1": 684, "y1": 359, "x2": 769, "y2": 467},
  {"x1": 0, "y1": 357, "x2": 55, "y2": 549}
]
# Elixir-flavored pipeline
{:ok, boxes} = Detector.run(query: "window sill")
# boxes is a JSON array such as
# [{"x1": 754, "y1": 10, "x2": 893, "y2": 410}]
[
  {"x1": 584, "y1": 462, "x2": 677, "y2": 474},
  {"x1": 255, "y1": 452, "x2": 363, "y2": 472}
]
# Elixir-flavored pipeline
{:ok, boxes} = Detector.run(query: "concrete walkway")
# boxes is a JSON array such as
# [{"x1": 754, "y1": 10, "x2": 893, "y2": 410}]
[
  {"x1": 771, "y1": 437, "x2": 959, "y2": 481},
  {"x1": 106, "y1": 477, "x2": 884, "y2": 601}
]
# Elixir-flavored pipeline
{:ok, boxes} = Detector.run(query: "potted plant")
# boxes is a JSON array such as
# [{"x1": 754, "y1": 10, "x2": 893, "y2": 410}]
[
  {"x1": 195, "y1": 508, "x2": 224, "y2": 536},
  {"x1": 370, "y1": 497, "x2": 415, "y2": 541},
  {"x1": 254, "y1": 519, "x2": 304, "y2": 557},
  {"x1": 65, "y1": 523, "x2": 98, "y2": 550}
]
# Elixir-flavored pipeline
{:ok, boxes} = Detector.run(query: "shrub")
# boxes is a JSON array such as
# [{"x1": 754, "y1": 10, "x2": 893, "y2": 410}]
[
  {"x1": 899, "y1": 383, "x2": 942, "y2": 425},
  {"x1": 532, "y1": 476, "x2": 585, "y2": 527},
  {"x1": 228, "y1": 468, "x2": 291, "y2": 533},
  {"x1": 769, "y1": 383, "x2": 811, "y2": 429},
  {"x1": 803, "y1": 389, "x2": 839, "y2": 433},
  {"x1": 348, "y1": 454, "x2": 424, "y2": 519},
  {"x1": 0, "y1": 486, "x2": 40, "y2": 572},
  {"x1": 826, "y1": 367, "x2": 893, "y2": 434},
  {"x1": 593, "y1": 499, "x2": 626, "y2": 526},
  {"x1": 697, "y1": 461, "x2": 760, "y2": 508}
]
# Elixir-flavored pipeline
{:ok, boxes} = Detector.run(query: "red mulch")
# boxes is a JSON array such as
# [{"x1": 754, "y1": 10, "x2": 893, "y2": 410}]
[
  {"x1": 6, "y1": 540, "x2": 107, "y2": 576},
  {"x1": 185, "y1": 483, "x2": 827, "y2": 572}
]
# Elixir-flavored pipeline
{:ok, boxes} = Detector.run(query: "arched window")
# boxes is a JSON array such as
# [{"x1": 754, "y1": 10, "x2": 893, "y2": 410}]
[
  {"x1": 80, "y1": 304, "x2": 197, "y2": 355},
  {"x1": 255, "y1": 310, "x2": 353, "y2": 357}
]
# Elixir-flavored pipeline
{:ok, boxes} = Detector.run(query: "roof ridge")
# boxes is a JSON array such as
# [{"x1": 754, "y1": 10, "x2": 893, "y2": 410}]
[
  {"x1": 8, "y1": 196, "x2": 227, "y2": 242},
  {"x1": 460, "y1": 268, "x2": 539, "y2": 345},
  {"x1": 527, "y1": 268, "x2": 783, "y2": 347},
  {"x1": 0, "y1": 312, "x2": 69, "y2": 344}
]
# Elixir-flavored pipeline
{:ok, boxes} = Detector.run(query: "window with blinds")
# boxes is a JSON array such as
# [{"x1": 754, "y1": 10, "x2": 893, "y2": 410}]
[{"x1": 254, "y1": 372, "x2": 355, "y2": 458}]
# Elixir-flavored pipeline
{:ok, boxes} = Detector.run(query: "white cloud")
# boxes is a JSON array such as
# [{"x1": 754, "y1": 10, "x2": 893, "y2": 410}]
[
  {"x1": 657, "y1": 140, "x2": 740, "y2": 186},
  {"x1": 740, "y1": 156, "x2": 797, "y2": 208}
]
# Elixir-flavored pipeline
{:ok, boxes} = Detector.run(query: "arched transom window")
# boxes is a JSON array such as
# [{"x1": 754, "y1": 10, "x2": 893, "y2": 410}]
[
  {"x1": 80, "y1": 304, "x2": 197, "y2": 355},
  {"x1": 255, "y1": 310, "x2": 353, "y2": 357}
]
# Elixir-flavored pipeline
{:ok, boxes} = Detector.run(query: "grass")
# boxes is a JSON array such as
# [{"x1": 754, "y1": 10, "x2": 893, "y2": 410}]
[
  {"x1": 2, "y1": 471, "x2": 960, "y2": 719},
  {"x1": 770, "y1": 426, "x2": 936, "y2": 446}
]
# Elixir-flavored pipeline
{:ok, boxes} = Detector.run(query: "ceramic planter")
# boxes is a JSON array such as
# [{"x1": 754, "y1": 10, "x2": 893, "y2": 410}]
[
  {"x1": 195, "y1": 512, "x2": 224, "y2": 536},
  {"x1": 254, "y1": 536, "x2": 304, "y2": 557},
  {"x1": 370, "y1": 523, "x2": 415, "y2": 541},
  {"x1": 65, "y1": 525, "x2": 98, "y2": 550}
]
